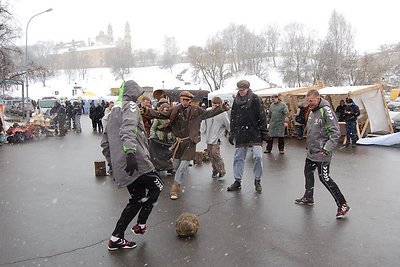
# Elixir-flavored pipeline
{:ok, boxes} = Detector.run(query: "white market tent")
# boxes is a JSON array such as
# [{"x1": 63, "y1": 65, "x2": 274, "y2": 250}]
[
  {"x1": 208, "y1": 75, "x2": 271, "y2": 102},
  {"x1": 293, "y1": 84, "x2": 393, "y2": 135}
]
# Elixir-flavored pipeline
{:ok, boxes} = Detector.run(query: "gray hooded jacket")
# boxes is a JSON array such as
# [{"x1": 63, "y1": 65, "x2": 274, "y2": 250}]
[
  {"x1": 306, "y1": 98, "x2": 340, "y2": 162},
  {"x1": 101, "y1": 80, "x2": 154, "y2": 187}
]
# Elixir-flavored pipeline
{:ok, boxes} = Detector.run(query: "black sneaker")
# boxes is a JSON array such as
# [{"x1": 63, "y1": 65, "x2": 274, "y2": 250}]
[
  {"x1": 294, "y1": 196, "x2": 314, "y2": 206},
  {"x1": 336, "y1": 203, "x2": 351, "y2": 219},
  {"x1": 167, "y1": 169, "x2": 175, "y2": 176},
  {"x1": 227, "y1": 181, "x2": 241, "y2": 191},
  {"x1": 212, "y1": 171, "x2": 219, "y2": 179},
  {"x1": 108, "y1": 238, "x2": 137, "y2": 251},
  {"x1": 132, "y1": 224, "x2": 146, "y2": 235},
  {"x1": 254, "y1": 180, "x2": 262, "y2": 193},
  {"x1": 218, "y1": 171, "x2": 226, "y2": 181}
]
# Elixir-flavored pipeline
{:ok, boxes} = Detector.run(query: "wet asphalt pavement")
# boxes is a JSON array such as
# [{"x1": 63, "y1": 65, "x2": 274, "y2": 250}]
[{"x1": 0, "y1": 115, "x2": 399, "y2": 267}]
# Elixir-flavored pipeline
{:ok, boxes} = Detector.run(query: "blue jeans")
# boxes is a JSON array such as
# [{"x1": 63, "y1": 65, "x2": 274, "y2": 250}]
[
  {"x1": 345, "y1": 121, "x2": 357, "y2": 144},
  {"x1": 297, "y1": 125, "x2": 304, "y2": 140},
  {"x1": 233, "y1": 145, "x2": 263, "y2": 181}
]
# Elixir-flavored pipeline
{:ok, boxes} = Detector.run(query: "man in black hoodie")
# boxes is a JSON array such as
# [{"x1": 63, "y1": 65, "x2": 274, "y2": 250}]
[{"x1": 227, "y1": 80, "x2": 269, "y2": 193}]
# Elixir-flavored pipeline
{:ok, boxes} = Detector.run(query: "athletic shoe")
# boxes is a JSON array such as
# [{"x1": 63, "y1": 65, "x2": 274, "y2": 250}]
[
  {"x1": 279, "y1": 150, "x2": 285, "y2": 154},
  {"x1": 254, "y1": 180, "x2": 262, "y2": 193},
  {"x1": 132, "y1": 224, "x2": 146, "y2": 235},
  {"x1": 108, "y1": 238, "x2": 137, "y2": 251},
  {"x1": 264, "y1": 150, "x2": 271, "y2": 154},
  {"x1": 167, "y1": 169, "x2": 175, "y2": 176},
  {"x1": 336, "y1": 203, "x2": 351, "y2": 219},
  {"x1": 294, "y1": 196, "x2": 314, "y2": 206},
  {"x1": 227, "y1": 181, "x2": 241, "y2": 191},
  {"x1": 218, "y1": 171, "x2": 226, "y2": 181},
  {"x1": 212, "y1": 171, "x2": 219, "y2": 179}
]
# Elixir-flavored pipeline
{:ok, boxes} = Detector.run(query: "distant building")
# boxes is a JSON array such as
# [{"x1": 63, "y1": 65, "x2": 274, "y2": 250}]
[{"x1": 52, "y1": 22, "x2": 132, "y2": 69}]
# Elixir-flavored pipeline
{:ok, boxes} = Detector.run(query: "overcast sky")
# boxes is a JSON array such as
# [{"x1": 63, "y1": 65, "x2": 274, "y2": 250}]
[{"x1": 10, "y1": 0, "x2": 399, "y2": 53}]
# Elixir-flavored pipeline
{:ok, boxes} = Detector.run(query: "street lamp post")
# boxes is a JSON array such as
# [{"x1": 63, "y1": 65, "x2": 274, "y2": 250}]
[{"x1": 25, "y1": 8, "x2": 53, "y2": 117}]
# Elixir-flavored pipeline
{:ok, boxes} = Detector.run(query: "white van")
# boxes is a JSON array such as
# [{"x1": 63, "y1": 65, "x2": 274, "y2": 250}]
[{"x1": 38, "y1": 97, "x2": 58, "y2": 117}]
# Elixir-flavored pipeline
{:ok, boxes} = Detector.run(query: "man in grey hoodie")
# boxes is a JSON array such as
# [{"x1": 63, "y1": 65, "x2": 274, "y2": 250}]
[
  {"x1": 101, "y1": 80, "x2": 164, "y2": 251},
  {"x1": 295, "y1": 90, "x2": 350, "y2": 219}
]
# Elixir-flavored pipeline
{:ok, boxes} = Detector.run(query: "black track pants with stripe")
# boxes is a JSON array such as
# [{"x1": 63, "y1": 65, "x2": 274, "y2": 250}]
[{"x1": 303, "y1": 158, "x2": 346, "y2": 207}]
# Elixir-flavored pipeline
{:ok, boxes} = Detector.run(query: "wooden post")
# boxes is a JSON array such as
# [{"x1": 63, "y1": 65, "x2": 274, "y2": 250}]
[{"x1": 94, "y1": 161, "x2": 106, "y2": 176}]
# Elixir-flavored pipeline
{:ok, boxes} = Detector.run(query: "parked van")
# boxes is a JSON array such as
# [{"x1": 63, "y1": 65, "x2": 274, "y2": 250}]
[{"x1": 38, "y1": 97, "x2": 57, "y2": 117}]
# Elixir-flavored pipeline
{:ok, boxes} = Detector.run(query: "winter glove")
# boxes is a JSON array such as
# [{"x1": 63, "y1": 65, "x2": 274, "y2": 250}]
[
  {"x1": 125, "y1": 153, "x2": 138, "y2": 176},
  {"x1": 228, "y1": 134, "x2": 235, "y2": 145},
  {"x1": 262, "y1": 131, "x2": 270, "y2": 142}
]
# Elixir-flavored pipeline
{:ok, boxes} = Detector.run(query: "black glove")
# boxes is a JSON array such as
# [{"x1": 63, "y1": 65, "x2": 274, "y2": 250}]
[
  {"x1": 125, "y1": 153, "x2": 138, "y2": 176},
  {"x1": 228, "y1": 134, "x2": 235, "y2": 145},
  {"x1": 262, "y1": 131, "x2": 270, "y2": 142}
]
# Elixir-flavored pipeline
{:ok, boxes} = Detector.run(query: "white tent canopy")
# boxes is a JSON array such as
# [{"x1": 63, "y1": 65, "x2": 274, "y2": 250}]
[
  {"x1": 316, "y1": 85, "x2": 392, "y2": 134},
  {"x1": 255, "y1": 87, "x2": 305, "y2": 97},
  {"x1": 208, "y1": 75, "x2": 270, "y2": 102},
  {"x1": 286, "y1": 84, "x2": 392, "y2": 135}
]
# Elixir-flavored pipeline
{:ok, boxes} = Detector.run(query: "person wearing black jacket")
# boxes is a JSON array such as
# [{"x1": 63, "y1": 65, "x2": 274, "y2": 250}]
[
  {"x1": 89, "y1": 100, "x2": 97, "y2": 131},
  {"x1": 94, "y1": 103, "x2": 104, "y2": 133},
  {"x1": 343, "y1": 98, "x2": 360, "y2": 147},
  {"x1": 65, "y1": 100, "x2": 74, "y2": 130},
  {"x1": 335, "y1": 99, "x2": 346, "y2": 122},
  {"x1": 227, "y1": 80, "x2": 269, "y2": 193}
]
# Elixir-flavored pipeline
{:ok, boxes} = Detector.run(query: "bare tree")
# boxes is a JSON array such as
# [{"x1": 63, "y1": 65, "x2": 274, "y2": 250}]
[
  {"x1": 187, "y1": 38, "x2": 229, "y2": 91},
  {"x1": 28, "y1": 41, "x2": 56, "y2": 86},
  {"x1": 106, "y1": 44, "x2": 134, "y2": 81},
  {"x1": 221, "y1": 23, "x2": 254, "y2": 73},
  {"x1": 134, "y1": 48, "x2": 157, "y2": 67},
  {"x1": 348, "y1": 53, "x2": 388, "y2": 85},
  {"x1": 280, "y1": 23, "x2": 317, "y2": 87},
  {"x1": 0, "y1": 2, "x2": 21, "y2": 88},
  {"x1": 263, "y1": 24, "x2": 280, "y2": 67},
  {"x1": 317, "y1": 10, "x2": 356, "y2": 86},
  {"x1": 161, "y1": 36, "x2": 179, "y2": 71}
]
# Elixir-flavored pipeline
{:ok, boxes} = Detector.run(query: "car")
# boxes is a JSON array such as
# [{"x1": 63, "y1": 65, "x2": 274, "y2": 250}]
[{"x1": 387, "y1": 97, "x2": 400, "y2": 111}]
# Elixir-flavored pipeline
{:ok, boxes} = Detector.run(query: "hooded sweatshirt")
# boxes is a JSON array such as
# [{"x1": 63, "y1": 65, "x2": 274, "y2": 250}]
[
  {"x1": 306, "y1": 98, "x2": 340, "y2": 162},
  {"x1": 101, "y1": 80, "x2": 154, "y2": 188}
]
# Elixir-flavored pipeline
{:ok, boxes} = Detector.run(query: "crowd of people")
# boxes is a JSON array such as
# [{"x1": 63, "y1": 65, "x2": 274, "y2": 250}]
[{"x1": 100, "y1": 79, "x2": 355, "y2": 251}]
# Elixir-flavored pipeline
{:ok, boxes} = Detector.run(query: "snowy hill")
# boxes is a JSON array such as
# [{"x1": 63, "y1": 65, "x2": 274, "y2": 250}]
[{"x1": 11, "y1": 62, "x2": 283, "y2": 100}]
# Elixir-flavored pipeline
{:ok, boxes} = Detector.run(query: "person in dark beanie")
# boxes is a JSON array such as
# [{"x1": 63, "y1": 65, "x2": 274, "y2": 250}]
[
  {"x1": 101, "y1": 80, "x2": 164, "y2": 251},
  {"x1": 227, "y1": 80, "x2": 269, "y2": 193},
  {"x1": 295, "y1": 90, "x2": 350, "y2": 219},
  {"x1": 343, "y1": 98, "x2": 360, "y2": 147}
]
